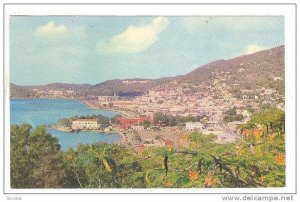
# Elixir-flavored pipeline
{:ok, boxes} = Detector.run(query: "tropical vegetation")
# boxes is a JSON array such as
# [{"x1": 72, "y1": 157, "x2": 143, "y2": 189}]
[{"x1": 10, "y1": 108, "x2": 285, "y2": 188}]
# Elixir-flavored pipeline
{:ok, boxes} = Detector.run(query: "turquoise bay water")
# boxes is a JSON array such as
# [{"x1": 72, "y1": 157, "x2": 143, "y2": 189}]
[{"x1": 10, "y1": 99, "x2": 121, "y2": 150}]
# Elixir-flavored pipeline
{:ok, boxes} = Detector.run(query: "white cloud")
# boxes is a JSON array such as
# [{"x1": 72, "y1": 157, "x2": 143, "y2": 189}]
[
  {"x1": 245, "y1": 44, "x2": 269, "y2": 54},
  {"x1": 36, "y1": 21, "x2": 68, "y2": 37},
  {"x1": 97, "y1": 17, "x2": 169, "y2": 55}
]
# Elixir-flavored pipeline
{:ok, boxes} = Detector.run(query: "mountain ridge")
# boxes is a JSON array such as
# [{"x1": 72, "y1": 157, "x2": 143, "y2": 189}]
[{"x1": 10, "y1": 45, "x2": 284, "y2": 98}]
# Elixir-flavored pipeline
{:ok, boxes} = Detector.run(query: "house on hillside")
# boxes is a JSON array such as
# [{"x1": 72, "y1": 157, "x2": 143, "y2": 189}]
[
  {"x1": 185, "y1": 122, "x2": 204, "y2": 131},
  {"x1": 131, "y1": 125, "x2": 145, "y2": 131}
]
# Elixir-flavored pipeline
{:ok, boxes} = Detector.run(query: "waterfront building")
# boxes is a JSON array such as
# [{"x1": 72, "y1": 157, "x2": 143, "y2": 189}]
[{"x1": 72, "y1": 119, "x2": 100, "y2": 130}]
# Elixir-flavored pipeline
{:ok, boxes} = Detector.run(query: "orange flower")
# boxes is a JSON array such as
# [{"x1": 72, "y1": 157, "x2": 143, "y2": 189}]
[
  {"x1": 280, "y1": 132, "x2": 285, "y2": 140},
  {"x1": 180, "y1": 134, "x2": 188, "y2": 141},
  {"x1": 242, "y1": 129, "x2": 251, "y2": 138},
  {"x1": 236, "y1": 146, "x2": 245, "y2": 156},
  {"x1": 189, "y1": 170, "x2": 199, "y2": 181},
  {"x1": 242, "y1": 128, "x2": 264, "y2": 140},
  {"x1": 66, "y1": 153, "x2": 73, "y2": 161},
  {"x1": 259, "y1": 175, "x2": 266, "y2": 182},
  {"x1": 253, "y1": 128, "x2": 264, "y2": 140},
  {"x1": 267, "y1": 134, "x2": 276, "y2": 142},
  {"x1": 204, "y1": 172, "x2": 220, "y2": 187},
  {"x1": 165, "y1": 140, "x2": 174, "y2": 151},
  {"x1": 179, "y1": 134, "x2": 189, "y2": 146},
  {"x1": 165, "y1": 181, "x2": 173, "y2": 187},
  {"x1": 137, "y1": 144, "x2": 145, "y2": 155},
  {"x1": 275, "y1": 153, "x2": 285, "y2": 166}
]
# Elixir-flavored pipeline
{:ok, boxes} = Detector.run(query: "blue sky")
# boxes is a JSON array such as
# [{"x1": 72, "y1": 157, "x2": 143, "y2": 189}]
[{"x1": 10, "y1": 16, "x2": 284, "y2": 85}]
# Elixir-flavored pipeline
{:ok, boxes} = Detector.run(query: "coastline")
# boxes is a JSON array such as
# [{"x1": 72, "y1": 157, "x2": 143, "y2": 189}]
[
  {"x1": 11, "y1": 97, "x2": 134, "y2": 118},
  {"x1": 11, "y1": 98, "x2": 241, "y2": 147},
  {"x1": 11, "y1": 98, "x2": 127, "y2": 144},
  {"x1": 49, "y1": 126, "x2": 120, "y2": 134},
  {"x1": 49, "y1": 125, "x2": 126, "y2": 145},
  {"x1": 79, "y1": 99, "x2": 138, "y2": 118}
]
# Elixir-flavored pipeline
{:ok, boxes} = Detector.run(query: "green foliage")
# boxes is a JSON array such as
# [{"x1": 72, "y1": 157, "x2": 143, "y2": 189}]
[
  {"x1": 153, "y1": 113, "x2": 204, "y2": 127},
  {"x1": 155, "y1": 135, "x2": 161, "y2": 140},
  {"x1": 142, "y1": 120, "x2": 151, "y2": 128},
  {"x1": 223, "y1": 107, "x2": 244, "y2": 123},
  {"x1": 56, "y1": 118, "x2": 72, "y2": 127},
  {"x1": 63, "y1": 143, "x2": 145, "y2": 188},
  {"x1": 246, "y1": 106, "x2": 255, "y2": 113},
  {"x1": 225, "y1": 107, "x2": 237, "y2": 116},
  {"x1": 133, "y1": 133, "x2": 142, "y2": 143},
  {"x1": 10, "y1": 124, "x2": 65, "y2": 188},
  {"x1": 224, "y1": 114, "x2": 244, "y2": 123},
  {"x1": 111, "y1": 114, "x2": 122, "y2": 124},
  {"x1": 188, "y1": 132, "x2": 216, "y2": 144},
  {"x1": 11, "y1": 106, "x2": 285, "y2": 188},
  {"x1": 249, "y1": 107, "x2": 284, "y2": 132}
]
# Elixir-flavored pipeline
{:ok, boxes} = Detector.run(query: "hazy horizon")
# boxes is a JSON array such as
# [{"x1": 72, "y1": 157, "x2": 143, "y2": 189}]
[
  {"x1": 10, "y1": 16, "x2": 284, "y2": 85},
  {"x1": 11, "y1": 44, "x2": 284, "y2": 87}
]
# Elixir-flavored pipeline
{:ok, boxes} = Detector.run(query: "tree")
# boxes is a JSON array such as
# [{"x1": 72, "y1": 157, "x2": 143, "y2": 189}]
[
  {"x1": 63, "y1": 143, "x2": 145, "y2": 188},
  {"x1": 28, "y1": 126, "x2": 65, "y2": 188},
  {"x1": 142, "y1": 120, "x2": 151, "y2": 128},
  {"x1": 250, "y1": 107, "x2": 284, "y2": 133},
  {"x1": 96, "y1": 115, "x2": 110, "y2": 126},
  {"x1": 226, "y1": 107, "x2": 237, "y2": 116},
  {"x1": 56, "y1": 118, "x2": 72, "y2": 127},
  {"x1": 153, "y1": 112, "x2": 167, "y2": 126},
  {"x1": 133, "y1": 133, "x2": 142, "y2": 143},
  {"x1": 10, "y1": 108, "x2": 285, "y2": 188},
  {"x1": 234, "y1": 114, "x2": 244, "y2": 121},
  {"x1": 10, "y1": 124, "x2": 33, "y2": 188},
  {"x1": 246, "y1": 106, "x2": 255, "y2": 113},
  {"x1": 111, "y1": 115, "x2": 122, "y2": 124},
  {"x1": 10, "y1": 124, "x2": 65, "y2": 188}
]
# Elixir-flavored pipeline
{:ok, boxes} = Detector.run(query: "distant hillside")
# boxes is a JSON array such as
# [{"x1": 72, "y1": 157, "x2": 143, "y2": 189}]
[
  {"x1": 23, "y1": 83, "x2": 92, "y2": 91},
  {"x1": 181, "y1": 45, "x2": 284, "y2": 88},
  {"x1": 10, "y1": 83, "x2": 32, "y2": 98},
  {"x1": 85, "y1": 77, "x2": 178, "y2": 96},
  {"x1": 10, "y1": 45, "x2": 284, "y2": 98},
  {"x1": 10, "y1": 77, "x2": 179, "y2": 97}
]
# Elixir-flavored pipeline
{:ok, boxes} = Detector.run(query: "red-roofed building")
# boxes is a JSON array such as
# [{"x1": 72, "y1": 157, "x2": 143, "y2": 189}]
[{"x1": 116, "y1": 117, "x2": 152, "y2": 129}]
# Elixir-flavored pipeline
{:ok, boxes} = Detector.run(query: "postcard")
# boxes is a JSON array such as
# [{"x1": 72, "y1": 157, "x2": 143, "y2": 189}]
[{"x1": 1, "y1": 2, "x2": 298, "y2": 202}]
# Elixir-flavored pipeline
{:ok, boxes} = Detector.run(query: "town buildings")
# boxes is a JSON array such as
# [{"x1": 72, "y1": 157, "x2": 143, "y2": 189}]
[
  {"x1": 185, "y1": 122, "x2": 204, "y2": 131},
  {"x1": 116, "y1": 117, "x2": 151, "y2": 129}
]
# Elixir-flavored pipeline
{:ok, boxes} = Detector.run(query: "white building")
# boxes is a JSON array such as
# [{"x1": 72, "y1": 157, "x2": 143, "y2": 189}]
[
  {"x1": 185, "y1": 122, "x2": 204, "y2": 131},
  {"x1": 72, "y1": 119, "x2": 100, "y2": 130}
]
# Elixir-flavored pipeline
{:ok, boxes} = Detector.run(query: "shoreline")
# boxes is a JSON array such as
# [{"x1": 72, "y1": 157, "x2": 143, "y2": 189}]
[
  {"x1": 49, "y1": 126, "x2": 120, "y2": 134},
  {"x1": 48, "y1": 126, "x2": 127, "y2": 145},
  {"x1": 11, "y1": 97, "x2": 137, "y2": 118},
  {"x1": 12, "y1": 98, "x2": 240, "y2": 147},
  {"x1": 11, "y1": 98, "x2": 128, "y2": 144},
  {"x1": 79, "y1": 99, "x2": 139, "y2": 118}
]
